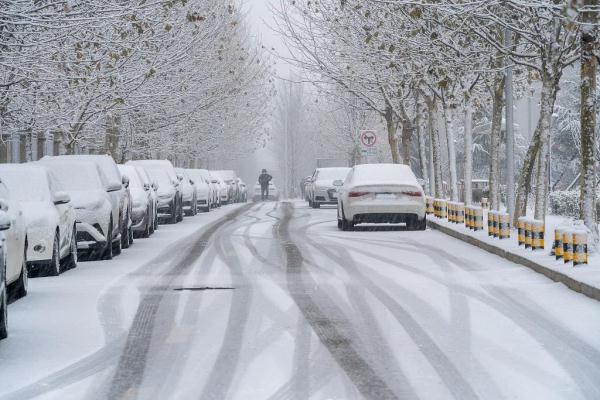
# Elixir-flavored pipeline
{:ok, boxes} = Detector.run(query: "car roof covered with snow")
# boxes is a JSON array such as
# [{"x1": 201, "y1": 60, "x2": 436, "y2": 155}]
[
  {"x1": 46, "y1": 155, "x2": 121, "y2": 187},
  {"x1": 128, "y1": 160, "x2": 178, "y2": 181},
  {"x1": 0, "y1": 164, "x2": 54, "y2": 202},
  {"x1": 314, "y1": 167, "x2": 351, "y2": 180}
]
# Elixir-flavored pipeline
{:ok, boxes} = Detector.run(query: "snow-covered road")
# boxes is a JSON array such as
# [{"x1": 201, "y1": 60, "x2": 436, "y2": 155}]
[{"x1": 1, "y1": 201, "x2": 600, "y2": 400}]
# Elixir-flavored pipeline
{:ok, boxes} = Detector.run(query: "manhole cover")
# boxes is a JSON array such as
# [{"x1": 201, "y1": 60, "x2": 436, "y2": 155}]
[{"x1": 173, "y1": 287, "x2": 235, "y2": 291}]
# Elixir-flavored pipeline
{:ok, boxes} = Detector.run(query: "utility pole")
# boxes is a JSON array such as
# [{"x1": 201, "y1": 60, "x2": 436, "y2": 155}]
[{"x1": 505, "y1": 28, "x2": 515, "y2": 219}]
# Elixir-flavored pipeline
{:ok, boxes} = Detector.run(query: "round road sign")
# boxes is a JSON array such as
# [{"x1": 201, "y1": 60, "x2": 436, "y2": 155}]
[{"x1": 360, "y1": 130, "x2": 377, "y2": 148}]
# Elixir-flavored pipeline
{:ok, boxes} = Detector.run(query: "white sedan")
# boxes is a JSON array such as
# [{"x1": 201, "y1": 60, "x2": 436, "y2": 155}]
[
  {"x1": 0, "y1": 165, "x2": 77, "y2": 276},
  {"x1": 308, "y1": 167, "x2": 351, "y2": 208},
  {"x1": 337, "y1": 164, "x2": 426, "y2": 231},
  {"x1": 0, "y1": 178, "x2": 27, "y2": 301},
  {"x1": 0, "y1": 210, "x2": 13, "y2": 339}
]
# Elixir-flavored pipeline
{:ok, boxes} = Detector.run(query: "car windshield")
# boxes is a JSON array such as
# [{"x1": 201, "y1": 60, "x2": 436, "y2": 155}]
[
  {"x1": 41, "y1": 162, "x2": 105, "y2": 191},
  {"x1": 316, "y1": 168, "x2": 350, "y2": 180},
  {"x1": 146, "y1": 168, "x2": 172, "y2": 187},
  {"x1": 0, "y1": 169, "x2": 51, "y2": 201}
]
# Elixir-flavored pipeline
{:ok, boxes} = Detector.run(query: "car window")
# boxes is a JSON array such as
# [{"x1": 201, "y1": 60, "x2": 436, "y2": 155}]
[{"x1": 0, "y1": 169, "x2": 52, "y2": 201}]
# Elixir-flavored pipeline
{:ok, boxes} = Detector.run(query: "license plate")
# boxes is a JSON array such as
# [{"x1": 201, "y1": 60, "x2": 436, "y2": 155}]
[{"x1": 375, "y1": 193, "x2": 395, "y2": 200}]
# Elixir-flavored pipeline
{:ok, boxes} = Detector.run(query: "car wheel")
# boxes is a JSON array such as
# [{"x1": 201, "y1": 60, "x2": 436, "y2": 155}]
[
  {"x1": 64, "y1": 228, "x2": 78, "y2": 270},
  {"x1": 143, "y1": 209, "x2": 151, "y2": 238},
  {"x1": 415, "y1": 216, "x2": 427, "y2": 231},
  {"x1": 45, "y1": 233, "x2": 61, "y2": 276},
  {"x1": 314, "y1": 202, "x2": 320, "y2": 209},
  {"x1": 14, "y1": 245, "x2": 28, "y2": 299},
  {"x1": 177, "y1": 199, "x2": 183, "y2": 222},
  {"x1": 0, "y1": 280, "x2": 7, "y2": 340},
  {"x1": 103, "y1": 221, "x2": 113, "y2": 260},
  {"x1": 113, "y1": 228, "x2": 122, "y2": 256},
  {"x1": 170, "y1": 201, "x2": 178, "y2": 224}
]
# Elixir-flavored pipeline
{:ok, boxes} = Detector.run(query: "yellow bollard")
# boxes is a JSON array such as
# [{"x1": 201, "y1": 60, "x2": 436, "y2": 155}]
[
  {"x1": 426, "y1": 197, "x2": 434, "y2": 215},
  {"x1": 466, "y1": 206, "x2": 472, "y2": 229},
  {"x1": 492, "y1": 212, "x2": 500, "y2": 238},
  {"x1": 481, "y1": 197, "x2": 489, "y2": 209},
  {"x1": 573, "y1": 230, "x2": 589, "y2": 266},
  {"x1": 488, "y1": 210, "x2": 495, "y2": 236},
  {"x1": 456, "y1": 203, "x2": 465, "y2": 224},
  {"x1": 448, "y1": 202, "x2": 454, "y2": 223},
  {"x1": 531, "y1": 219, "x2": 545, "y2": 250},
  {"x1": 524, "y1": 219, "x2": 532, "y2": 249},
  {"x1": 433, "y1": 199, "x2": 439, "y2": 218},
  {"x1": 498, "y1": 213, "x2": 510, "y2": 239},
  {"x1": 439, "y1": 200, "x2": 447, "y2": 219},
  {"x1": 473, "y1": 207, "x2": 484, "y2": 231},
  {"x1": 563, "y1": 230, "x2": 573, "y2": 264},
  {"x1": 517, "y1": 217, "x2": 527, "y2": 246},
  {"x1": 552, "y1": 228, "x2": 564, "y2": 260}
]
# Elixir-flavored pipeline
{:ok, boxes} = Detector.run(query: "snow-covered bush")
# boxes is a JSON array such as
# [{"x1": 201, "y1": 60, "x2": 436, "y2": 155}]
[{"x1": 549, "y1": 190, "x2": 600, "y2": 219}]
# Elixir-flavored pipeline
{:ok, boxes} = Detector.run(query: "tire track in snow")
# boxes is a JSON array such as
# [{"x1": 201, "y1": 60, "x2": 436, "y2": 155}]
[
  {"x1": 312, "y1": 218, "x2": 600, "y2": 398},
  {"x1": 105, "y1": 205, "x2": 251, "y2": 400},
  {"x1": 277, "y1": 202, "x2": 398, "y2": 400},
  {"x1": 197, "y1": 211, "x2": 255, "y2": 400}
]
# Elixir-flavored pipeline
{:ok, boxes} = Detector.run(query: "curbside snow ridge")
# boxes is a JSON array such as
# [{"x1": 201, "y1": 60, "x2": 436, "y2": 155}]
[{"x1": 427, "y1": 218, "x2": 600, "y2": 302}]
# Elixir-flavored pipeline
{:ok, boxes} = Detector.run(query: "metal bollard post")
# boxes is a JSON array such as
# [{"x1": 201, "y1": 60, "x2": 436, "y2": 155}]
[
  {"x1": 531, "y1": 219, "x2": 545, "y2": 250},
  {"x1": 517, "y1": 217, "x2": 527, "y2": 246},
  {"x1": 433, "y1": 199, "x2": 439, "y2": 218},
  {"x1": 492, "y1": 212, "x2": 500, "y2": 238},
  {"x1": 563, "y1": 230, "x2": 573, "y2": 264},
  {"x1": 427, "y1": 197, "x2": 434, "y2": 215},
  {"x1": 573, "y1": 230, "x2": 588, "y2": 266},
  {"x1": 488, "y1": 210, "x2": 494, "y2": 236},
  {"x1": 498, "y1": 213, "x2": 510, "y2": 239},
  {"x1": 448, "y1": 202, "x2": 454, "y2": 223}
]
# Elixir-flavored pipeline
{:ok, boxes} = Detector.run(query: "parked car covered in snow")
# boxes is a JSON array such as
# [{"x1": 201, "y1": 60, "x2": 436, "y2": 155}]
[
  {"x1": 0, "y1": 164, "x2": 77, "y2": 276},
  {"x1": 210, "y1": 172, "x2": 230, "y2": 204},
  {"x1": 128, "y1": 160, "x2": 183, "y2": 224},
  {"x1": 118, "y1": 165, "x2": 156, "y2": 238},
  {"x1": 0, "y1": 179, "x2": 28, "y2": 303},
  {"x1": 253, "y1": 181, "x2": 279, "y2": 201},
  {"x1": 131, "y1": 166, "x2": 158, "y2": 232},
  {"x1": 186, "y1": 169, "x2": 211, "y2": 212},
  {"x1": 39, "y1": 159, "x2": 120, "y2": 259},
  {"x1": 175, "y1": 168, "x2": 197, "y2": 216},
  {"x1": 45, "y1": 155, "x2": 131, "y2": 249},
  {"x1": 307, "y1": 167, "x2": 351, "y2": 208},
  {"x1": 337, "y1": 164, "x2": 426, "y2": 231},
  {"x1": 0, "y1": 210, "x2": 13, "y2": 340}
]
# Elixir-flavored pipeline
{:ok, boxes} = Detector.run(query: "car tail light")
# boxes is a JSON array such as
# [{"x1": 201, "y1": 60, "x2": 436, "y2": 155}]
[
  {"x1": 402, "y1": 191, "x2": 422, "y2": 197},
  {"x1": 349, "y1": 191, "x2": 370, "y2": 197}
]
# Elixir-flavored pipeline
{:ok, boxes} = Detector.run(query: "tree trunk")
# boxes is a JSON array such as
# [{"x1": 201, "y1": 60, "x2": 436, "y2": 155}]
[
  {"x1": 399, "y1": 103, "x2": 413, "y2": 166},
  {"x1": 580, "y1": 2, "x2": 598, "y2": 239},
  {"x1": 416, "y1": 100, "x2": 429, "y2": 186},
  {"x1": 489, "y1": 73, "x2": 504, "y2": 211},
  {"x1": 514, "y1": 76, "x2": 558, "y2": 223},
  {"x1": 428, "y1": 99, "x2": 443, "y2": 198},
  {"x1": 442, "y1": 102, "x2": 458, "y2": 201},
  {"x1": 533, "y1": 79, "x2": 556, "y2": 220},
  {"x1": 384, "y1": 102, "x2": 400, "y2": 163},
  {"x1": 464, "y1": 100, "x2": 473, "y2": 205}
]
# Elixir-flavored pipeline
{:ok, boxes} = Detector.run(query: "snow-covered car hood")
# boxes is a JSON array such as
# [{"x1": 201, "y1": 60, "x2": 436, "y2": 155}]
[
  {"x1": 130, "y1": 188, "x2": 148, "y2": 208},
  {"x1": 19, "y1": 201, "x2": 55, "y2": 228},
  {"x1": 157, "y1": 185, "x2": 176, "y2": 199},
  {"x1": 69, "y1": 190, "x2": 107, "y2": 210},
  {"x1": 314, "y1": 179, "x2": 337, "y2": 188}
]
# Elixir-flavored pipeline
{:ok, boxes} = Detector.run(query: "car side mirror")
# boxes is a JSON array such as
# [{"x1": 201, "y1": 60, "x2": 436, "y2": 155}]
[
  {"x1": 189, "y1": 179, "x2": 195, "y2": 185},
  {"x1": 107, "y1": 182, "x2": 122, "y2": 192},
  {"x1": 143, "y1": 183, "x2": 151, "y2": 191},
  {"x1": 122, "y1": 174, "x2": 130, "y2": 189},
  {"x1": 0, "y1": 211, "x2": 10, "y2": 231},
  {"x1": 333, "y1": 180, "x2": 344, "y2": 187},
  {"x1": 0, "y1": 199, "x2": 8, "y2": 212},
  {"x1": 53, "y1": 191, "x2": 71, "y2": 205}
]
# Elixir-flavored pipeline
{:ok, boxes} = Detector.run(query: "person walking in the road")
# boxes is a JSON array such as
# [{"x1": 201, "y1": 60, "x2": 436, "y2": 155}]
[{"x1": 258, "y1": 169, "x2": 272, "y2": 201}]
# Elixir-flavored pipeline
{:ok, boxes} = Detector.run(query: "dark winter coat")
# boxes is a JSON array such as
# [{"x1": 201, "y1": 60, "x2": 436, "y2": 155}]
[{"x1": 258, "y1": 173, "x2": 272, "y2": 188}]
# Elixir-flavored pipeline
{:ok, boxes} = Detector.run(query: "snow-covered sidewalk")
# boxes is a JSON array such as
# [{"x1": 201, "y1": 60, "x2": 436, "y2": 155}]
[{"x1": 427, "y1": 213, "x2": 600, "y2": 302}]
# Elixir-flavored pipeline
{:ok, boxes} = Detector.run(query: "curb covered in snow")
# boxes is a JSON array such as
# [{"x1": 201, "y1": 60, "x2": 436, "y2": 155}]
[{"x1": 427, "y1": 218, "x2": 600, "y2": 302}]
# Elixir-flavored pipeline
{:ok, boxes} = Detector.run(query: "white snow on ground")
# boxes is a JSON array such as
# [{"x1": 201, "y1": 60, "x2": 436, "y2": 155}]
[
  {"x1": 0, "y1": 204, "x2": 244, "y2": 397},
  {"x1": 1, "y1": 201, "x2": 600, "y2": 400},
  {"x1": 431, "y1": 211, "x2": 600, "y2": 291}
]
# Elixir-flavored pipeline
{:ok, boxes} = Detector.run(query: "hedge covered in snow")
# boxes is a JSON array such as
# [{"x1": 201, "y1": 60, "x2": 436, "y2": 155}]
[{"x1": 549, "y1": 190, "x2": 600, "y2": 218}]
